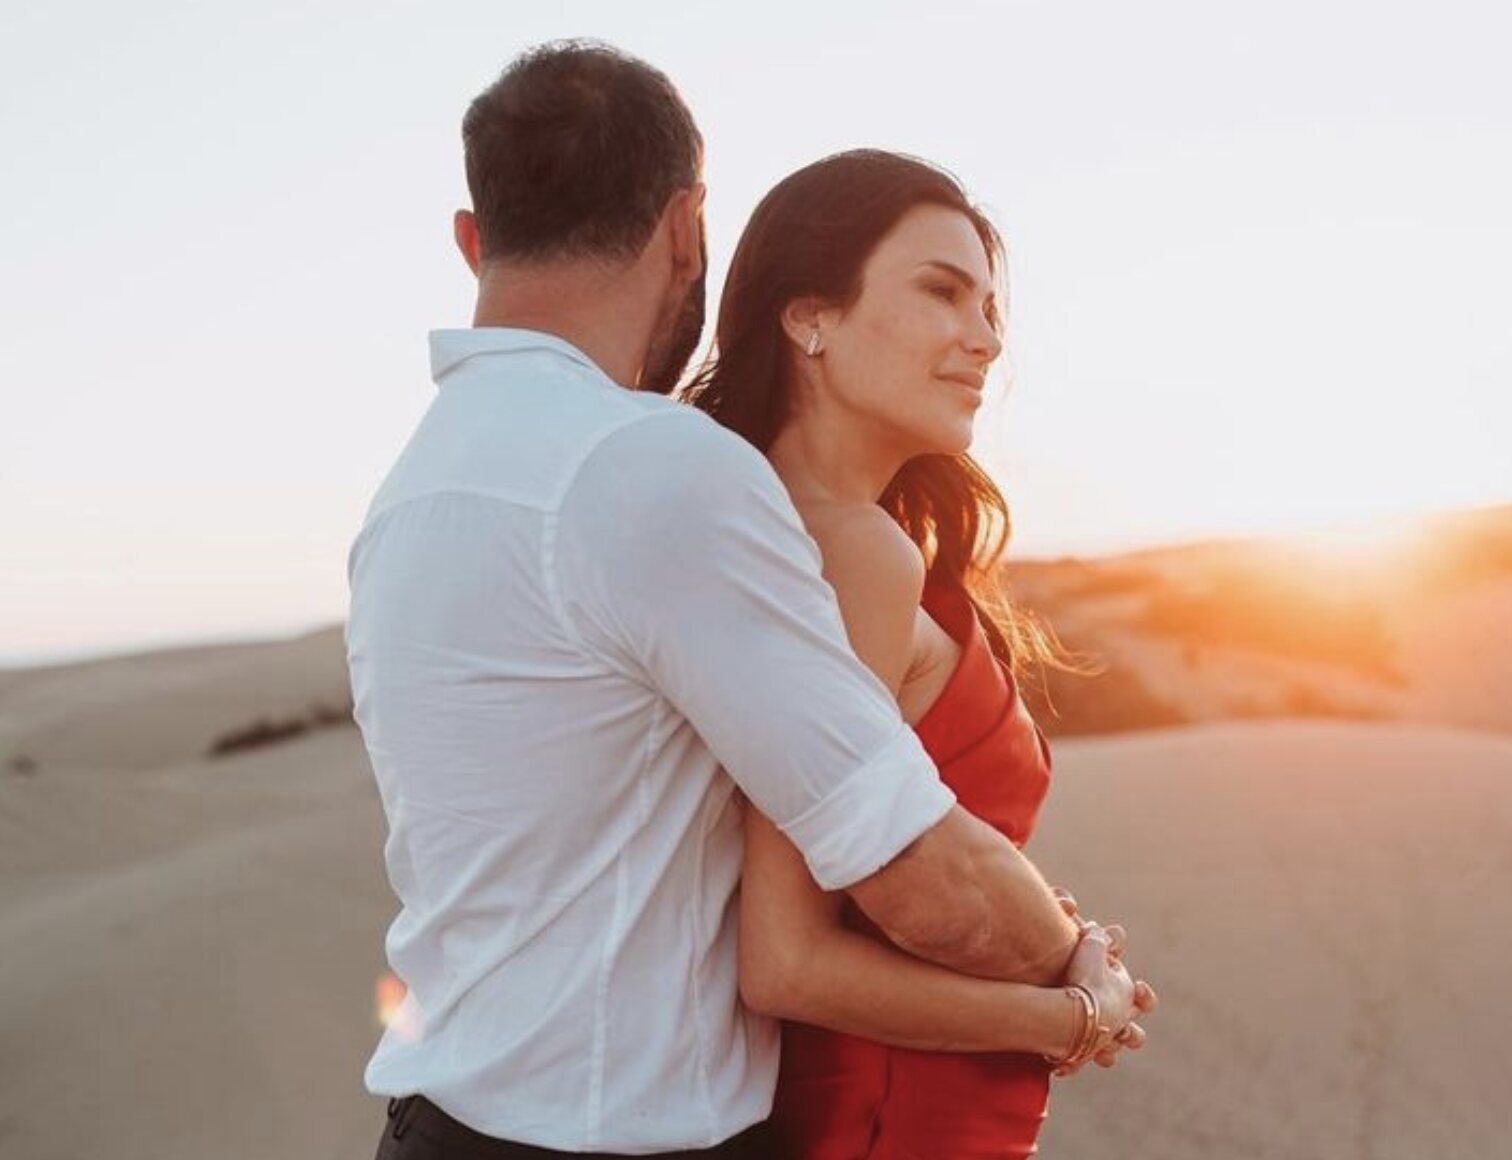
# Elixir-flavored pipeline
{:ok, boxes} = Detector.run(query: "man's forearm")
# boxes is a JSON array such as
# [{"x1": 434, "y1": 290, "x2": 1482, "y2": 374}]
[{"x1": 848, "y1": 806, "x2": 1081, "y2": 984}]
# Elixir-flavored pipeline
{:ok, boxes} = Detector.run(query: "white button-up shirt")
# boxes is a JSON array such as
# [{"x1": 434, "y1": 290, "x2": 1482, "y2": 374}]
[{"x1": 347, "y1": 328, "x2": 954, "y2": 1152}]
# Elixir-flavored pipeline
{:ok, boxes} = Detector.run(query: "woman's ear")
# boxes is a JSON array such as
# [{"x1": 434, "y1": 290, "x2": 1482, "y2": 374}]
[{"x1": 779, "y1": 297, "x2": 825, "y2": 356}]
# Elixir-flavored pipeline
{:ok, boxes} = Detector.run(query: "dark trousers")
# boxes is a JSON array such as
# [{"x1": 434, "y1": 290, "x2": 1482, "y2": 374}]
[{"x1": 375, "y1": 1096, "x2": 777, "y2": 1159}]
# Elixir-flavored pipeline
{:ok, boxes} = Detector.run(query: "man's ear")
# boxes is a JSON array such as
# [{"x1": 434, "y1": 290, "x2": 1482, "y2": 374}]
[
  {"x1": 665, "y1": 183, "x2": 705, "y2": 286},
  {"x1": 454, "y1": 209, "x2": 482, "y2": 275}
]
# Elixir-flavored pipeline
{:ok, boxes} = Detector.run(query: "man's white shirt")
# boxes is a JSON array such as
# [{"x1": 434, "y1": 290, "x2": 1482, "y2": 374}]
[{"x1": 347, "y1": 328, "x2": 954, "y2": 1152}]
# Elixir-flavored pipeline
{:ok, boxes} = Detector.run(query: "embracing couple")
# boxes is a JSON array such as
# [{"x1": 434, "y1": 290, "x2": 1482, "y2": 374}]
[{"x1": 348, "y1": 39, "x2": 1157, "y2": 1160}]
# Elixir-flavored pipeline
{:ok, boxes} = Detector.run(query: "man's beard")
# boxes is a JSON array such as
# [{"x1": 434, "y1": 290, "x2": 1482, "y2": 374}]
[{"x1": 640, "y1": 232, "x2": 708, "y2": 396}]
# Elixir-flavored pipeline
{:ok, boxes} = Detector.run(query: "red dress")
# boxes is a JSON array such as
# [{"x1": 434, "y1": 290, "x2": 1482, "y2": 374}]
[{"x1": 770, "y1": 581, "x2": 1056, "y2": 1160}]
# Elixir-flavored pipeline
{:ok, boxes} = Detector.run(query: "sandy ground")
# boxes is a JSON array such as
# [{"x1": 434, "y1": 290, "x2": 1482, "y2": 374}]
[
  {"x1": 3, "y1": 632, "x2": 1511, "y2": 1158},
  {"x1": 0, "y1": 726, "x2": 389, "y2": 1160},
  {"x1": 1030, "y1": 722, "x2": 1512, "y2": 1160}
]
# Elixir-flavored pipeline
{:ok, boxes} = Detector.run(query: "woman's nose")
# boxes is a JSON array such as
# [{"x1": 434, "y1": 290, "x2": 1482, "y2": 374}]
[{"x1": 966, "y1": 317, "x2": 1003, "y2": 363}]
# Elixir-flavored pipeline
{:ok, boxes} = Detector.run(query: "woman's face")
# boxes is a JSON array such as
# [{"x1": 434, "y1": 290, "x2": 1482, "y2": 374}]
[{"x1": 812, "y1": 204, "x2": 1003, "y2": 458}]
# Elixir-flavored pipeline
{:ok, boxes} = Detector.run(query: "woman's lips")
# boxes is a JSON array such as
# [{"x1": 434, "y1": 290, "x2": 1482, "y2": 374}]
[{"x1": 938, "y1": 371, "x2": 986, "y2": 392}]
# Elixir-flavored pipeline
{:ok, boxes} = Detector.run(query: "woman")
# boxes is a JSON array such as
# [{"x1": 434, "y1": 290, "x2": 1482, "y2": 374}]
[{"x1": 685, "y1": 151, "x2": 1156, "y2": 1158}]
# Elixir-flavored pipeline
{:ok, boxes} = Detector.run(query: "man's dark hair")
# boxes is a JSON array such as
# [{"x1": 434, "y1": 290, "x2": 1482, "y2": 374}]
[{"x1": 462, "y1": 41, "x2": 703, "y2": 263}]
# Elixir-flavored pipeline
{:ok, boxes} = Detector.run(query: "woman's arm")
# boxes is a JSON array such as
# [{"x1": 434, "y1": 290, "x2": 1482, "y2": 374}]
[{"x1": 788, "y1": 502, "x2": 1082, "y2": 984}]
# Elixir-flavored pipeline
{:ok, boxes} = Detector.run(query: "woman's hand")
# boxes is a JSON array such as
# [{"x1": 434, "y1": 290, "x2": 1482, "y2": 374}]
[
  {"x1": 1065, "y1": 925, "x2": 1137, "y2": 1041},
  {"x1": 1051, "y1": 899, "x2": 1160, "y2": 1076}
]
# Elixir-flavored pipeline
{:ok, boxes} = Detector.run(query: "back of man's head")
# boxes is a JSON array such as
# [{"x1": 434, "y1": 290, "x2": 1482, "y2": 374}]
[{"x1": 462, "y1": 41, "x2": 703, "y2": 265}]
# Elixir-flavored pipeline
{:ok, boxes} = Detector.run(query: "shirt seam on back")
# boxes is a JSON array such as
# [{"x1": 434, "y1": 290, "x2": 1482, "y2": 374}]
[
  {"x1": 687, "y1": 771, "x2": 720, "y2": 1144},
  {"x1": 361, "y1": 485, "x2": 554, "y2": 536},
  {"x1": 539, "y1": 508, "x2": 641, "y2": 684},
  {"x1": 586, "y1": 849, "x2": 630, "y2": 1148},
  {"x1": 585, "y1": 695, "x2": 659, "y2": 1147}
]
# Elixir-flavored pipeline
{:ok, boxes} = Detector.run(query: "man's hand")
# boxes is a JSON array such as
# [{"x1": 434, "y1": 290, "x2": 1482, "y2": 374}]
[{"x1": 1052, "y1": 886, "x2": 1086, "y2": 929}]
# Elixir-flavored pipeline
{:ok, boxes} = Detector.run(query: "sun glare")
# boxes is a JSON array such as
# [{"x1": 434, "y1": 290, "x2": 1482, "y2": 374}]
[{"x1": 1269, "y1": 516, "x2": 1430, "y2": 580}]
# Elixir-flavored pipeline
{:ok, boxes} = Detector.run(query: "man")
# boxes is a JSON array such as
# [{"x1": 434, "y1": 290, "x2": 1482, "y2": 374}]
[{"x1": 349, "y1": 40, "x2": 1123, "y2": 1159}]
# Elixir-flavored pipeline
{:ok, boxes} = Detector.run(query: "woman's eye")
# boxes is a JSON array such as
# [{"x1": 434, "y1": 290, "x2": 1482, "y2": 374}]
[{"x1": 927, "y1": 283, "x2": 958, "y2": 303}]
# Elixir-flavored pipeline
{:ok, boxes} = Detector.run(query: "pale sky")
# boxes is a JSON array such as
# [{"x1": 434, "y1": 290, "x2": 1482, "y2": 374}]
[{"x1": 3, "y1": 0, "x2": 1509, "y2": 663}]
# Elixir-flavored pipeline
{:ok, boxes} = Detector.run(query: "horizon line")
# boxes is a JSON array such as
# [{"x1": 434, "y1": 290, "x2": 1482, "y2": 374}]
[{"x1": 5, "y1": 498, "x2": 1509, "y2": 672}]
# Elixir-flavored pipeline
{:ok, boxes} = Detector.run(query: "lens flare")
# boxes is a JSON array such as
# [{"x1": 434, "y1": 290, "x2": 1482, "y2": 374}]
[
  {"x1": 375, "y1": 972, "x2": 422, "y2": 1043},
  {"x1": 375, "y1": 973, "x2": 405, "y2": 1025}
]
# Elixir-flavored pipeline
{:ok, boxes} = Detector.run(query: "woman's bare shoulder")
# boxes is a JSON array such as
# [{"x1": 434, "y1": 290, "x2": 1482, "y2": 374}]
[
  {"x1": 794, "y1": 501, "x2": 925, "y2": 693},
  {"x1": 798, "y1": 501, "x2": 924, "y2": 596}
]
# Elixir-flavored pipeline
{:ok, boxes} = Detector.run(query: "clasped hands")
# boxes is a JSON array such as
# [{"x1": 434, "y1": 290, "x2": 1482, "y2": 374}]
[{"x1": 1050, "y1": 887, "x2": 1158, "y2": 1077}]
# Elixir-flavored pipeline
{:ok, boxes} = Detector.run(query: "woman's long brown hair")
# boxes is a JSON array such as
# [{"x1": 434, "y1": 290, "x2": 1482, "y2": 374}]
[{"x1": 683, "y1": 149, "x2": 1062, "y2": 676}]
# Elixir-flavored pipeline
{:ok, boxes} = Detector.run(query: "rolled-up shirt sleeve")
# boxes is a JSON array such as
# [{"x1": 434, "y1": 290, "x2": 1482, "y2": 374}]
[{"x1": 552, "y1": 409, "x2": 955, "y2": 891}]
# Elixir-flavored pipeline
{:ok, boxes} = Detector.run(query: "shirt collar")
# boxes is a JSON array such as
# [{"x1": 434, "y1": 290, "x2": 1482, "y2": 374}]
[{"x1": 428, "y1": 327, "x2": 605, "y2": 386}]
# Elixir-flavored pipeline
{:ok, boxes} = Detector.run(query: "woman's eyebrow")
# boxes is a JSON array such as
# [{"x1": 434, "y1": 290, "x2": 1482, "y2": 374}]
[
  {"x1": 917, "y1": 259, "x2": 996, "y2": 309},
  {"x1": 916, "y1": 259, "x2": 982, "y2": 290}
]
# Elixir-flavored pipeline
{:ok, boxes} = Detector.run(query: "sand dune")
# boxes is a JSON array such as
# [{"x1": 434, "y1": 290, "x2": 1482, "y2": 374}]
[
  {"x1": 0, "y1": 627, "x2": 349, "y2": 775},
  {"x1": 4, "y1": 638, "x2": 1510, "y2": 1160},
  {"x1": 1010, "y1": 506, "x2": 1512, "y2": 741}
]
